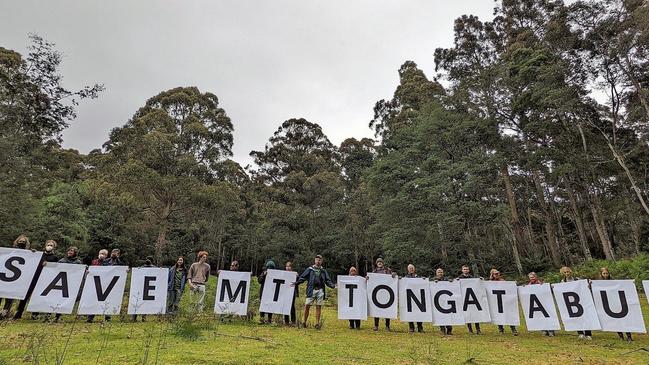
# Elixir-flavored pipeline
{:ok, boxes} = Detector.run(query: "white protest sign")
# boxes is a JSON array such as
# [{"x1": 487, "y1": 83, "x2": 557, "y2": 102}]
[
  {"x1": 215, "y1": 270, "x2": 251, "y2": 315},
  {"x1": 26, "y1": 262, "x2": 86, "y2": 314},
  {"x1": 127, "y1": 267, "x2": 168, "y2": 315},
  {"x1": 399, "y1": 277, "x2": 433, "y2": 323},
  {"x1": 367, "y1": 273, "x2": 398, "y2": 319},
  {"x1": 337, "y1": 275, "x2": 368, "y2": 320},
  {"x1": 78, "y1": 266, "x2": 128, "y2": 315},
  {"x1": 484, "y1": 281, "x2": 520, "y2": 326},
  {"x1": 430, "y1": 280, "x2": 465, "y2": 326},
  {"x1": 0, "y1": 248, "x2": 43, "y2": 300},
  {"x1": 592, "y1": 280, "x2": 646, "y2": 333},
  {"x1": 552, "y1": 280, "x2": 601, "y2": 331},
  {"x1": 459, "y1": 278, "x2": 491, "y2": 323},
  {"x1": 259, "y1": 269, "x2": 297, "y2": 315},
  {"x1": 518, "y1": 284, "x2": 561, "y2": 331},
  {"x1": 643, "y1": 281, "x2": 649, "y2": 306}
]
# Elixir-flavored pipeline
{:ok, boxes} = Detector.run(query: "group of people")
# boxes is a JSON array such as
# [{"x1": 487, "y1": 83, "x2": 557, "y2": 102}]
[{"x1": 0, "y1": 235, "x2": 639, "y2": 342}]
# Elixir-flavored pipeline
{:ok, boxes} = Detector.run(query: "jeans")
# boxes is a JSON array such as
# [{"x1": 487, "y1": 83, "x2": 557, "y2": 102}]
[
  {"x1": 409, "y1": 322, "x2": 423, "y2": 332},
  {"x1": 283, "y1": 296, "x2": 296, "y2": 324},
  {"x1": 168, "y1": 288, "x2": 183, "y2": 314},
  {"x1": 190, "y1": 284, "x2": 206, "y2": 312},
  {"x1": 374, "y1": 318, "x2": 390, "y2": 328}
]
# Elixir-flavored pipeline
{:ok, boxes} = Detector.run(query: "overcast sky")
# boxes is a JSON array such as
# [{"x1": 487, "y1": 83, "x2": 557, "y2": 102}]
[{"x1": 1, "y1": 1, "x2": 494, "y2": 167}]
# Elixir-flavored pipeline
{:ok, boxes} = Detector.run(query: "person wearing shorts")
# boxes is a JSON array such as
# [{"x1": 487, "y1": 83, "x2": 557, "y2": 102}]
[{"x1": 294, "y1": 254, "x2": 335, "y2": 329}]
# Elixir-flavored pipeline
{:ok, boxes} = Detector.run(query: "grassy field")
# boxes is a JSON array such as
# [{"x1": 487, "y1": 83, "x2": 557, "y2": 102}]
[{"x1": 1, "y1": 278, "x2": 648, "y2": 365}]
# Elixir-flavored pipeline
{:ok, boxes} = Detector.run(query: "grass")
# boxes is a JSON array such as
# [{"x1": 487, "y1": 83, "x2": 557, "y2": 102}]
[{"x1": 1, "y1": 277, "x2": 648, "y2": 364}]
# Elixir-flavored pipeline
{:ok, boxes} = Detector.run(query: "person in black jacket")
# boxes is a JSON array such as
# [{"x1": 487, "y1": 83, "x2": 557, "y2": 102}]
[
  {"x1": 283, "y1": 261, "x2": 298, "y2": 326},
  {"x1": 432, "y1": 268, "x2": 453, "y2": 335},
  {"x1": 405, "y1": 264, "x2": 425, "y2": 333},
  {"x1": 457, "y1": 265, "x2": 482, "y2": 335},
  {"x1": 51, "y1": 246, "x2": 83, "y2": 323},
  {"x1": 14, "y1": 239, "x2": 58, "y2": 320},
  {"x1": 258, "y1": 260, "x2": 275, "y2": 324}
]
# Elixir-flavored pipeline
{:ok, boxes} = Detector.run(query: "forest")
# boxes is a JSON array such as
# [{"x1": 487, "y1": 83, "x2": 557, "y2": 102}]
[{"x1": 1, "y1": 0, "x2": 648, "y2": 279}]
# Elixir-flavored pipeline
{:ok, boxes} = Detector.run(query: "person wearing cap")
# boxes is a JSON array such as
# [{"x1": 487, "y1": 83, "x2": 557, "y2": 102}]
[
  {"x1": 258, "y1": 259, "x2": 276, "y2": 324},
  {"x1": 294, "y1": 254, "x2": 335, "y2": 329},
  {"x1": 369, "y1": 257, "x2": 396, "y2": 331},
  {"x1": 188, "y1": 251, "x2": 210, "y2": 312}
]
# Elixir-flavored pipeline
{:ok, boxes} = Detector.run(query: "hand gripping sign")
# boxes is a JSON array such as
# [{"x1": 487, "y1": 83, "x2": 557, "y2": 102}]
[{"x1": 214, "y1": 270, "x2": 251, "y2": 316}]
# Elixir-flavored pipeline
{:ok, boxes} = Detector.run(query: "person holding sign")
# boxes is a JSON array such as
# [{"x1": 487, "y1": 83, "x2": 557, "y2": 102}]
[
  {"x1": 167, "y1": 256, "x2": 187, "y2": 315},
  {"x1": 295, "y1": 254, "x2": 335, "y2": 330},
  {"x1": 369, "y1": 258, "x2": 396, "y2": 331},
  {"x1": 0, "y1": 235, "x2": 32, "y2": 319},
  {"x1": 527, "y1": 272, "x2": 555, "y2": 336},
  {"x1": 283, "y1": 261, "x2": 298, "y2": 326},
  {"x1": 86, "y1": 248, "x2": 109, "y2": 323},
  {"x1": 457, "y1": 265, "x2": 482, "y2": 335},
  {"x1": 258, "y1": 260, "x2": 275, "y2": 324},
  {"x1": 51, "y1": 246, "x2": 83, "y2": 323},
  {"x1": 489, "y1": 269, "x2": 518, "y2": 336},
  {"x1": 560, "y1": 266, "x2": 592, "y2": 340},
  {"x1": 188, "y1": 251, "x2": 210, "y2": 312},
  {"x1": 347, "y1": 266, "x2": 362, "y2": 330},
  {"x1": 600, "y1": 267, "x2": 633, "y2": 343},
  {"x1": 405, "y1": 264, "x2": 425, "y2": 333},
  {"x1": 432, "y1": 268, "x2": 453, "y2": 335},
  {"x1": 14, "y1": 239, "x2": 58, "y2": 320}
]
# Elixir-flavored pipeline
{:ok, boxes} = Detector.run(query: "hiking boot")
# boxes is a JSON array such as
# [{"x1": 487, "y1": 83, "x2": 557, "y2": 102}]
[{"x1": 373, "y1": 326, "x2": 378, "y2": 331}]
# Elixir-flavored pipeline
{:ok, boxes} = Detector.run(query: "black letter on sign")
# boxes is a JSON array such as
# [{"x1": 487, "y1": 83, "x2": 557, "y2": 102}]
[
  {"x1": 600, "y1": 291, "x2": 628, "y2": 319},
  {"x1": 272, "y1": 279, "x2": 285, "y2": 301},
  {"x1": 492, "y1": 290, "x2": 506, "y2": 313},
  {"x1": 463, "y1": 287, "x2": 483, "y2": 311},
  {"x1": 345, "y1": 284, "x2": 358, "y2": 308},
  {"x1": 41, "y1": 272, "x2": 69, "y2": 298},
  {"x1": 220, "y1": 280, "x2": 248, "y2": 304},
  {"x1": 529, "y1": 294, "x2": 550, "y2": 318},
  {"x1": 94, "y1": 276, "x2": 120, "y2": 301},
  {"x1": 406, "y1": 289, "x2": 426, "y2": 312},
  {"x1": 372, "y1": 284, "x2": 395, "y2": 309},
  {"x1": 0, "y1": 256, "x2": 25, "y2": 282},
  {"x1": 434, "y1": 290, "x2": 456, "y2": 314},
  {"x1": 143, "y1": 276, "x2": 156, "y2": 300},
  {"x1": 562, "y1": 292, "x2": 584, "y2": 318}
]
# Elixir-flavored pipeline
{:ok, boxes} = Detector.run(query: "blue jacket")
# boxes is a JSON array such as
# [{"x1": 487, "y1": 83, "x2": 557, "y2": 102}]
[
  {"x1": 295, "y1": 265, "x2": 335, "y2": 299},
  {"x1": 168, "y1": 266, "x2": 187, "y2": 293}
]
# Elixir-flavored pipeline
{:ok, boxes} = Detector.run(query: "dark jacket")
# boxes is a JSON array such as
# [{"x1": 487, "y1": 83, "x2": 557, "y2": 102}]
[
  {"x1": 103, "y1": 257, "x2": 125, "y2": 266},
  {"x1": 432, "y1": 276, "x2": 450, "y2": 282},
  {"x1": 456, "y1": 273, "x2": 474, "y2": 280},
  {"x1": 168, "y1": 266, "x2": 187, "y2": 293},
  {"x1": 42, "y1": 252, "x2": 58, "y2": 263},
  {"x1": 295, "y1": 265, "x2": 335, "y2": 299},
  {"x1": 58, "y1": 256, "x2": 82, "y2": 264},
  {"x1": 258, "y1": 270, "x2": 268, "y2": 297}
]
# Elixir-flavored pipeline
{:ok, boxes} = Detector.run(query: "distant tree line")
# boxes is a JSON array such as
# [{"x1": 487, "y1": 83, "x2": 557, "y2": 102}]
[{"x1": 1, "y1": 0, "x2": 648, "y2": 278}]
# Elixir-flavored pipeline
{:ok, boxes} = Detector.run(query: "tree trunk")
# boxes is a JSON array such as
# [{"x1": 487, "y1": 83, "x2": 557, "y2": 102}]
[
  {"x1": 507, "y1": 224, "x2": 524, "y2": 276},
  {"x1": 588, "y1": 194, "x2": 615, "y2": 261},
  {"x1": 565, "y1": 182, "x2": 592, "y2": 261},
  {"x1": 531, "y1": 170, "x2": 562, "y2": 266},
  {"x1": 155, "y1": 225, "x2": 167, "y2": 265},
  {"x1": 501, "y1": 165, "x2": 528, "y2": 256}
]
